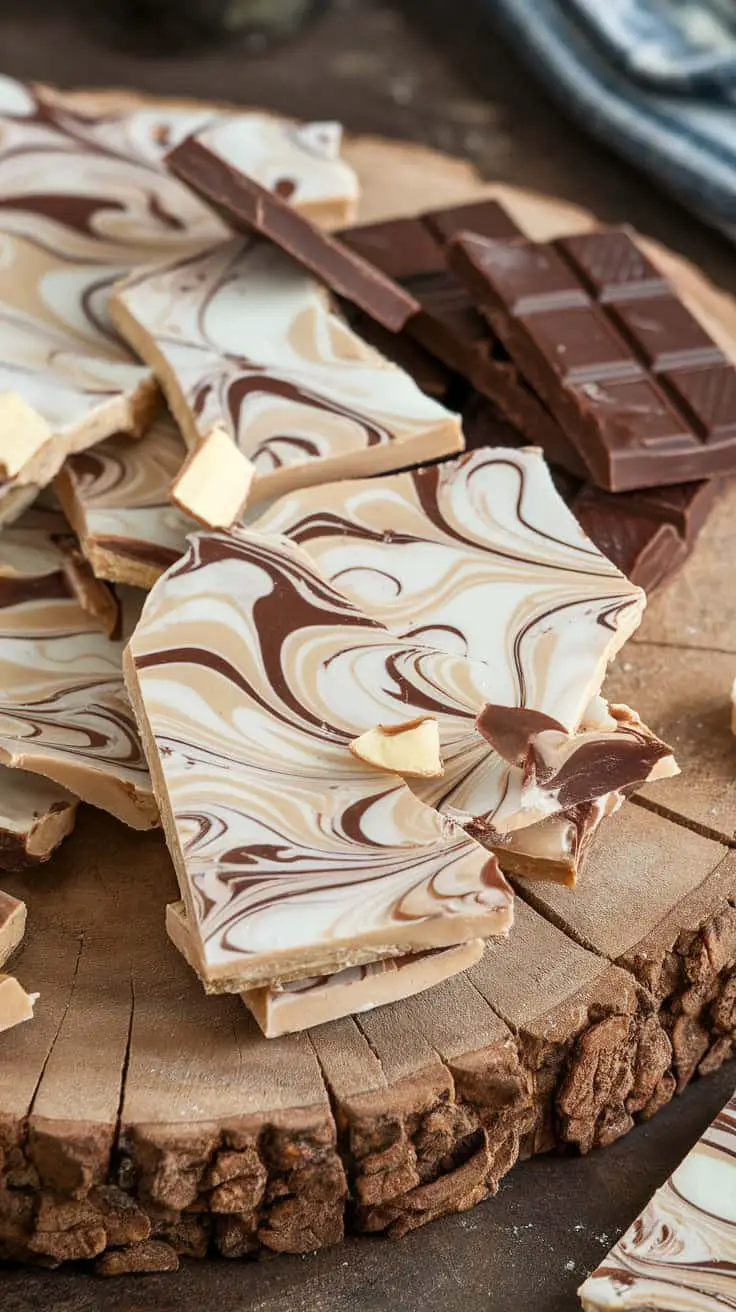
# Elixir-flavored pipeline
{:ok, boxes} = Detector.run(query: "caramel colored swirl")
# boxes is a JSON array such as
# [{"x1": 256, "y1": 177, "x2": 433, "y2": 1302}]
[
  {"x1": 0, "y1": 510, "x2": 156, "y2": 828},
  {"x1": 127, "y1": 529, "x2": 513, "y2": 987},
  {"x1": 112, "y1": 238, "x2": 462, "y2": 506},
  {"x1": 580, "y1": 1092, "x2": 736, "y2": 1311}
]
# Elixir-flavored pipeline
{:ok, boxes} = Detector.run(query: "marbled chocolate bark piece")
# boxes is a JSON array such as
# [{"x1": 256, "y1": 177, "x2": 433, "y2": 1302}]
[
  {"x1": 0, "y1": 975, "x2": 36, "y2": 1034},
  {"x1": 254, "y1": 448, "x2": 675, "y2": 873},
  {"x1": 56, "y1": 415, "x2": 192, "y2": 589},
  {"x1": 166, "y1": 901, "x2": 483, "y2": 1037},
  {"x1": 579, "y1": 1088, "x2": 736, "y2": 1311},
  {"x1": 0, "y1": 509, "x2": 156, "y2": 828},
  {"x1": 125, "y1": 529, "x2": 514, "y2": 990},
  {"x1": 0, "y1": 769, "x2": 78, "y2": 871},
  {"x1": 0, "y1": 75, "x2": 359, "y2": 517},
  {"x1": 0, "y1": 888, "x2": 26, "y2": 968},
  {"x1": 111, "y1": 239, "x2": 463, "y2": 508}
]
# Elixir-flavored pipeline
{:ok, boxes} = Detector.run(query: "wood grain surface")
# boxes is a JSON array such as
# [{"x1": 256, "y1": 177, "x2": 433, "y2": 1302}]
[{"x1": 1, "y1": 4, "x2": 736, "y2": 1310}]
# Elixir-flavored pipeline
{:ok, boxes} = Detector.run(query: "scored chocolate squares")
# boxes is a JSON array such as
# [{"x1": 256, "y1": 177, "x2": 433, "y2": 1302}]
[
  {"x1": 166, "y1": 901, "x2": 484, "y2": 1038},
  {"x1": 111, "y1": 239, "x2": 463, "y2": 513},
  {"x1": 449, "y1": 227, "x2": 736, "y2": 492}
]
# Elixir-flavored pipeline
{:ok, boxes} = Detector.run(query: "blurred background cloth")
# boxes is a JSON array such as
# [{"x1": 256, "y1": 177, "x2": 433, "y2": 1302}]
[{"x1": 480, "y1": 0, "x2": 736, "y2": 240}]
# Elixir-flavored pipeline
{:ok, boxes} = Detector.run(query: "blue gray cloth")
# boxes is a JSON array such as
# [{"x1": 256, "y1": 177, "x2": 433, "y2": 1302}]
[{"x1": 480, "y1": 0, "x2": 736, "y2": 239}]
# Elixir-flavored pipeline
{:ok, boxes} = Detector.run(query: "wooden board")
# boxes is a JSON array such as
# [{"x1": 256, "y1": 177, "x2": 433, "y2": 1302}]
[{"x1": 1, "y1": 85, "x2": 736, "y2": 1274}]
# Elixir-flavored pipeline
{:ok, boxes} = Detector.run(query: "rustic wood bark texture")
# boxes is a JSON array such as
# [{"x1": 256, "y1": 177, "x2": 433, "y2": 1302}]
[{"x1": 1, "y1": 85, "x2": 735, "y2": 1274}]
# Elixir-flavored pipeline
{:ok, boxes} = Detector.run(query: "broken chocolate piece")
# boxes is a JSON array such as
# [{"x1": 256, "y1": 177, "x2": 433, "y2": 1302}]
[
  {"x1": 170, "y1": 427, "x2": 255, "y2": 529},
  {"x1": 449, "y1": 228, "x2": 736, "y2": 491},
  {"x1": 56, "y1": 416, "x2": 193, "y2": 590},
  {"x1": 111, "y1": 239, "x2": 463, "y2": 509},
  {"x1": 166, "y1": 901, "x2": 483, "y2": 1037},
  {"x1": 0, "y1": 888, "x2": 26, "y2": 968},
  {"x1": 579, "y1": 1087, "x2": 736, "y2": 1311},
  {"x1": 0, "y1": 510, "x2": 156, "y2": 828},
  {"x1": 166, "y1": 130, "x2": 417, "y2": 332},
  {"x1": 126, "y1": 529, "x2": 514, "y2": 990},
  {"x1": 0, "y1": 769, "x2": 77, "y2": 871}
]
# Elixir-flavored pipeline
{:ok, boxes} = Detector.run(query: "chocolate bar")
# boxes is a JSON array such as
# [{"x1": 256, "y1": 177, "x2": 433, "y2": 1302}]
[
  {"x1": 0, "y1": 769, "x2": 77, "y2": 871},
  {"x1": 450, "y1": 228, "x2": 736, "y2": 491},
  {"x1": 579, "y1": 1087, "x2": 736, "y2": 1310},
  {"x1": 111, "y1": 239, "x2": 463, "y2": 509},
  {"x1": 166, "y1": 129, "x2": 418, "y2": 332},
  {"x1": 125, "y1": 529, "x2": 516, "y2": 990},
  {"x1": 166, "y1": 901, "x2": 484, "y2": 1037},
  {"x1": 56, "y1": 416, "x2": 193, "y2": 590},
  {"x1": 339, "y1": 203, "x2": 587, "y2": 475},
  {"x1": 0, "y1": 508, "x2": 156, "y2": 828}
]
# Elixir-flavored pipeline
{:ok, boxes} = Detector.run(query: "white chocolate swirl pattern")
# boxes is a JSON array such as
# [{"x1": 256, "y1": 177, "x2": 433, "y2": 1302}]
[
  {"x1": 56, "y1": 414, "x2": 193, "y2": 588},
  {"x1": 255, "y1": 448, "x2": 645, "y2": 733},
  {"x1": 111, "y1": 238, "x2": 463, "y2": 507},
  {"x1": 0, "y1": 510, "x2": 156, "y2": 829},
  {"x1": 579, "y1": 1091, "x2": 736, "y2": 1311},
  {"x1": 0, "y1": 76, "x2": 359, "y2": 512},
  {"x1": 126, "y1": 529, "x2": 514, "y2": 988}
]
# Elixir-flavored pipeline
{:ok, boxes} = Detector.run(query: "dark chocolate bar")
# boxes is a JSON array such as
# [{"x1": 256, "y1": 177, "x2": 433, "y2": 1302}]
[
  {"x1": 165, "y1": 137, "x2": 419, "y2": 332},
  {"x1": 449, "y1": 228, "x2": 736, "y2": 492},
  {"x1": 572, "y1": 476, "x2": 723, "y2": 540},
  {"x1": 341, "y1": 204, "x2": 588, "y2": 478},
  {"x1": 571, "y1": 492, "x2": 691, "y2": 592}
]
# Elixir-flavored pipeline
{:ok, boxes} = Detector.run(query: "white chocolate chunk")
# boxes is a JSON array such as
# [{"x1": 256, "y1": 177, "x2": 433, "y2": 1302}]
[
  {"x1": 0, "y1": 889, "x2": 26, "y2": 968},
  {"x1": 171, "y1": 426, "x2": 255, "y2": 528},
  {"x1": 126, "y1": 528, "x2": 513, "y2": 991},
  {"x1": 0, "y1": 393, "x2": 53, "y2": 479},
  {"x1": 111, "y1": 239, "x2": 463, "y2": 509},
  {"x1": 0, "y1": 975, "x2": 37, "y2": 1033},
  {"x1": 579, "y1": 1089, "x2": 736, "y2": 1311},
  {"x1": 166, "y1": 900, "x2": 483, "y2": 1036},
  {"x1": 350, "y1": 718, "x2": 444, "y2": 779}
]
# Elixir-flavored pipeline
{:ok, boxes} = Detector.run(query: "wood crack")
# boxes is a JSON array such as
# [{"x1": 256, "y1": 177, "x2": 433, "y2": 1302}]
[
  {"x1": 27, "y1": 929, "x2": 84, "y2": 1119},
  {"x1": 631, "y1": 794, "x2": 735, "y2": 846}
]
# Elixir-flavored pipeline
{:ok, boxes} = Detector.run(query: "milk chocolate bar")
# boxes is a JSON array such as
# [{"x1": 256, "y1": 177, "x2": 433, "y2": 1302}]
[
  {"x1": 0, "y1": 769, "x2": 78, "y2": 871},
  {"x1": 0, "y1": 509, "x2": 156, "y2": 828},
  {"x1": 0, "y1": 889, "x2": 26, "y2": 968},
  {"x1": 126, "y1": 530, "x2": 515, "y2": 990},
  {"x1": 339, "y1": 203, "x2": 586, "y2": 474},
  {"x1": 111, "y1": 239, "x2": 463, "y2": 509},
  {"x1": 450, "y1": 228, "x2": 736, "y2": 491},
  {"x1": 166, "y1": 901, "x2": 483, "y2": 1037},
  {"x1": 166, "y1": 129, "x2": 417, "y2": 332},
  {"x1": 579, "y1": 1088, "x2": 736, "y2": 1310},
  {"x1": 254, "y1": 448, "x2": 677, "y2": 876},
  {"x1": 56, "y1": 416, "x2": 193, "y2": 589},
  {"x1": 0, "y1": 76, "x2": 359, "y2": 520}
]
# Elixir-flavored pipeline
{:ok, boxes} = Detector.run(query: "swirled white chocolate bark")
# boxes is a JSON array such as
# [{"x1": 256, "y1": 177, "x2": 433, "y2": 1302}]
[
  {"x1": 0, "y1": 508, "x2": 156, "y2": 828},
  {"x1": 165, "y1": 900, "x2": 483, "y2": 1037},
  {"x1": 579, "y1": 1090, "x2": 736, "y2": 1311},
  {"x1": 125, "y1": 529, "x2": 514, "y2": 989},
  {"x1": 0, "y1": 75, "x2": 359, "y2": 516},
  {"x1": 0, "y1": 888, "x2": 26, "y2": 968},
  {"x1": 56, "y1": 414, "x2": 193, "y2": 589},
  {"x1": 111, "y1": 238, "x2": 463, "y2": 508},
  {"x1": 253, "y1": 447, "x2": 675, "y2": 858},
  {"x1": 0, "y1": 769, "x2": 78, "y2": 870}
]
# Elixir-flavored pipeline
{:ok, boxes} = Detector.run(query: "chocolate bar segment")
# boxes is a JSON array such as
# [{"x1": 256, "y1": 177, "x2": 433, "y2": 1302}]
[
  {"x1": 579, "y1": 1087, "x2": 736, "y2": 1311},
  {"x1": 166, "y1": 135, "x2": 418, "y2": 332},
  {"x1": 449, "y1": 228, "x2": 736, "y2": 491}
]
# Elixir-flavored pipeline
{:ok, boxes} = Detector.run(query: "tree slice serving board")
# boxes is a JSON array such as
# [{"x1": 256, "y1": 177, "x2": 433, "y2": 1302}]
[{"x1": 1, "y1": 85, "x2": 736, "y2": 1274}]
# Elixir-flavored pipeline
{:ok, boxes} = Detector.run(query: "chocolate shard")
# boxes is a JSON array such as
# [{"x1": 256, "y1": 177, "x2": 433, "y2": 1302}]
[
  {"x1": 449, "y1": 227, "x2": 736, "y2": 492},
  {"x1": 0, "y1": 888, "x2": 26, "y2": 968},
  {"x1": 579, "y1": 1087, "x2": 736, "y2": 1311},
  {"x1": 476, "y1": 704, "x2": 567, "y2": 766},
  {"x1": 0, "y1": 769, "x2": 78, "y2": 872},
  {"x1": 165, "y1": 135, "x2": 419, "y2": 332}
]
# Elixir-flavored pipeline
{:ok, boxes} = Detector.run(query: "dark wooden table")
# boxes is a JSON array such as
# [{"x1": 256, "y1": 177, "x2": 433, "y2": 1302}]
[{"x1": 1, "y1": 3, "x2": 734, "y2": 1308}]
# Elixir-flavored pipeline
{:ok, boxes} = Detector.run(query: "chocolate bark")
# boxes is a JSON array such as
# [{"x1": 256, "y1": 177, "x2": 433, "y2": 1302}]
[
  {"x1": 0, "y1": 770, "x2": 78, "y2": 871},
  {"x1": 449, "y1": 228, "x2": 736, "y2": 491}
]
